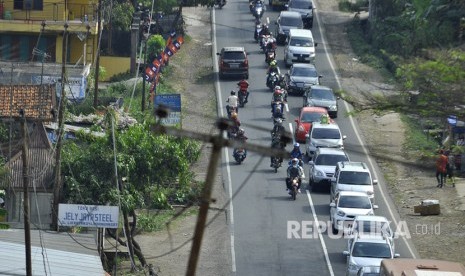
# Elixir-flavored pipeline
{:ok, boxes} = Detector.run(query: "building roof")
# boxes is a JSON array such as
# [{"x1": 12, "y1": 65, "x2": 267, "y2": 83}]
[
  {"x1": 0, "y1": 84, "x2": 56, "y2": 121},
  {"x1": 0, "y1": 229, "x2": 105, "y2": 275}
]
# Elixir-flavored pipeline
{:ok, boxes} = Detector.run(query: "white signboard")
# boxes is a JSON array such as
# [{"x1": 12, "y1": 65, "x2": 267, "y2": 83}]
[{"x1": 58, "y1": 204, "x2": 119, "y2": 228}]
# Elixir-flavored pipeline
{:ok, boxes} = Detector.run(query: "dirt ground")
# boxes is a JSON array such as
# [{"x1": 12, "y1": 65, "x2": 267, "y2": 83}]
[{"x1": 124, "y1": 3, "x2": 465, "y2": 275}]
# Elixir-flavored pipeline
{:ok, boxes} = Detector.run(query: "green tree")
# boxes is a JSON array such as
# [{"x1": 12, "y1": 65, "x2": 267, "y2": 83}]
[
  {"x1": 146, "y1": 34, "x2": 165, "y2": 61},
  {"x1": 62, "y1": 117, "x2": 200, "y2": 270},
  {"x1": 396, "y1": 50, "x2": 465, "y2": 118}
]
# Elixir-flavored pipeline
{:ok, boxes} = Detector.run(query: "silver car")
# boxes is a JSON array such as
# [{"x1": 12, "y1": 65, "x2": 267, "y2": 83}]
[
  {"x1": 303, "y1": 85, "x2": 338, "y2": 118},
  {"x1": 308, "y1": 147, "x2": 349, "y2": 192}
]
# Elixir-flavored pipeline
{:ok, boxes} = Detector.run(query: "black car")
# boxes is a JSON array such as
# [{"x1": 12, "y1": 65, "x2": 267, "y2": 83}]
[
  {"x1": 274, "y1": 11, "x2": 304, "y2": 45},
  {"x1": 285, "y1": 63, "x2": 321, "y2": 96},
  {"x1": 217, "y1": 47, "x2": 249, "y2": 79}
]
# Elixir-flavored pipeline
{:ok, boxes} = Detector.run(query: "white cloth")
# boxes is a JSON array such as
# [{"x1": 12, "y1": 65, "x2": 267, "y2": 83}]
[{"x1": 227, "y1": 95, "x2": 238, "y2": 107}]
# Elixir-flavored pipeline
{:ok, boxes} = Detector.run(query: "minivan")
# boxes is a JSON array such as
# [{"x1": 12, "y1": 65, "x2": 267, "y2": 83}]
[{"x1": 284, "y1": 29, "x2": 317, "y2": 67}]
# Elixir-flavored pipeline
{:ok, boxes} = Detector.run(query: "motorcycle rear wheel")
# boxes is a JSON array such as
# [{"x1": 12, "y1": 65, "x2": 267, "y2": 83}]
[{"x1": 291, "y1": 186, "x2": 297, "y2": 200}]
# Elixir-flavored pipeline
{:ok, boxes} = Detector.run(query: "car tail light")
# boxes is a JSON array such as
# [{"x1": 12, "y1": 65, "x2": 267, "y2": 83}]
[{"x1": 243, "y1": 59, "x2": 248, "y2": 66}]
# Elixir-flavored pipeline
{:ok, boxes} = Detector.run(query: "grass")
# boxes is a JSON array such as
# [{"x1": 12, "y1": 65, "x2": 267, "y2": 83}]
[
  {"x1": 400, "y1": 114, "x2": 439, "y2": 160},
  {"x1": 136, "y1": 207, "x2": 198, "y2": 233}
]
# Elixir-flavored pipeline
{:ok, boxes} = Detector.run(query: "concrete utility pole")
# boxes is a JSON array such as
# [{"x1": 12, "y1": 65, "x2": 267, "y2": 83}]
[
  {"x1": 20, "y1": 112, "x2": 32, "y2": 276},
  {"x1": 52, "y1": 23, "x2": 68, "y2": 231},
  {"x1": 93, "y1": 0, "x2": 102, "y2": 108},
  {"x1": 151, "y1": 109, "x2": 290, "y2": 276}
]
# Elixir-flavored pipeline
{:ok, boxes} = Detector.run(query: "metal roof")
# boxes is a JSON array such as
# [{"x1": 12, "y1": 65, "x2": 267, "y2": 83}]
[{"x1": 0, "y1": 229, "x2": 105, "y2": 275}]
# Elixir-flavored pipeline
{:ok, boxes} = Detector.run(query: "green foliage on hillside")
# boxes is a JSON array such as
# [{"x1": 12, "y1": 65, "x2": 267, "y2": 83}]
[{"x1": 62, "y1": 121, "x2": 201, "y2": 211}]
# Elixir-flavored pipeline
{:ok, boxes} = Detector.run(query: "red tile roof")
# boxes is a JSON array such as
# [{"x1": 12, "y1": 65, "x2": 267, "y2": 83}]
[{"x1": 0, "y1": 85, "x2": 56, "y2": 121}]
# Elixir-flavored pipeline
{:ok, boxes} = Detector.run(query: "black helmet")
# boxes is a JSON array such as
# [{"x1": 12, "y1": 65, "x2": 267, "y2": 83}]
[{"x1": 231, "y1": 90, "x2": 236, "y2": 95}]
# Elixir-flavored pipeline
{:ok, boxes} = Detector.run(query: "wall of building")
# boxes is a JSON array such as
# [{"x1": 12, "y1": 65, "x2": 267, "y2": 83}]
[
  {"x1": 7, "y1": 191, "x2": 52, "y2": 229},
  {"x1": 100, "y1": 56, "x2": 131, "y2": 81}
]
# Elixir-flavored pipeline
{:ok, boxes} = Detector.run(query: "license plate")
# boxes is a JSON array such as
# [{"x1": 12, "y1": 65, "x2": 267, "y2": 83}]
[
  {"x1": 298, "y1": 56, "x2": 305, "y2": 61},
  {"x1": 230, "y1": 64, "x2": 239, "y2": 68}
]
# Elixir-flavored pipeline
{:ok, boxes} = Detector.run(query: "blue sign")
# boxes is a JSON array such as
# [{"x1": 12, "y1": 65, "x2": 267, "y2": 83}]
[
  {"x1": 154, "y1": 94, "x2": 181, "y2": 126},
  {"x1": 154, "y1": 94, "x2": 181, "y2": 112}
]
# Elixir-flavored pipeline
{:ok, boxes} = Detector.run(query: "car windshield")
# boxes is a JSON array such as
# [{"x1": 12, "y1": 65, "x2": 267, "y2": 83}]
[
  {"x1": 292, "y1": 67, "x2": 317, "y2": 77},
  {"x1": 351, "y1": 242, "x2": 392, "y2": 258},
  {"x1": 289, "y1": 37, "x2": 313, "y2": 47},
  {"x1": 338, "y1": 195, "x2": 372, "y2": 209},
  {"x1": 301, "y1": 112, "x2": 326, "y2": 123},
  {"x1": 311, "y1": 128, "x2": 341, "y2": 139},
  {"x1": 290, "y1": 1, "x2": 313, "y2": 9},
  {"x1": 223, "y1": 51, "x2": 245, "y2": 60},
  {"x1": 355, "y1": 221, "x2": 392, "y2": 237},
  {"x1": 315, "y1": 154, "x2": 348, "y2": 166},
  {"x1": 311, "y1": 89, "x2": 335, "y2": 100},
  {"x1": 281, "y1": 16, "x2": 303, "y2": 27},
  {"x1": 339, "y1": 171, "x2": 371, "y2": 185}
]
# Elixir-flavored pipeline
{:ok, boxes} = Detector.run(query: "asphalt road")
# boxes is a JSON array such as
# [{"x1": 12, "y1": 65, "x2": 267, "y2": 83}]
[{"x1": 212, "y1": 1, "x2": 418, "y2": 275}]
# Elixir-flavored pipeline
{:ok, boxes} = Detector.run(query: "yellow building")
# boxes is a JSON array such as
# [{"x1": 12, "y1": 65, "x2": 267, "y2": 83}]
[{"x1": 0, "y1": 0, "x2": 100, "y2": 65}]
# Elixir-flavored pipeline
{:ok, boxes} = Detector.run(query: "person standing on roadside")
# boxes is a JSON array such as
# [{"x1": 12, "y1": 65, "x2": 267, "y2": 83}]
[
  {"x1": 446, "y1": 150, "x2": 456, "y2": 187},
  {"x1": 436, "y1": 149, "x2": 448, "y2": 188}
]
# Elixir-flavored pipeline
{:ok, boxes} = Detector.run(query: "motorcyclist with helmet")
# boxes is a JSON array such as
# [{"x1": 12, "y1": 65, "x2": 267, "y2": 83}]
[
  {"x1": 228, "y1": 112, "x2": 241, "y2": 138},
  {"x1": 286, "y1": 158, "x2": 304, "y2": 193},
  {"x1": 271, "y1": 117, "x2": 286, "y2": 140},
  {"x1": 226, "y1": 90, "x2": 239, "y2": 117},
  {"x1": 266, "y1": 60, "x2": 280, "y2": 88},
  {"x1": 237, "y1": 78, "x2": 250, "y2": 104},
  {"x1": 290, "y1": 143, "x2": 304, "y2": 167},
  {"x1": 233, "y1": 128, "x2": 248, "y2": 159},
  {"x1": 270, "y1": 134, "x2": 286, "y2": 167}
]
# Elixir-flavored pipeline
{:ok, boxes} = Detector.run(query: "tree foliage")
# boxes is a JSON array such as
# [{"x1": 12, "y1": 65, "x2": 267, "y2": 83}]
[
  {"x1": 368, "y1": 0, "x2": 465, "y2": 57},
  {"x1": 396, "y1": 50, "x2": 465, "y2": 118},
  {"x1": 62, "y1": 121, "x2": 201, "y2": 210},
  {"x1": 146, "y1": 35, "x2": 166, "y2": 61}
]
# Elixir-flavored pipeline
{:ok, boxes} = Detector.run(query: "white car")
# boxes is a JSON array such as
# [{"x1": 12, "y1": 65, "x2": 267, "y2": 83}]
[
  {"x1": 330, "y1": 161, "x2": 378, "y2": 203},
  {"x1": 343, "y1": 233, "x2": 399, "y2": 276},
  {"x1": 329, "y1": 191, "x2": 378, "y2": 234},
  {"x1": 347, "y1": 215, "x2": 395, "y2": 251},
  {"x1": 305, "y1": 121, "x2": 346, "y2": 157},
  {"x1": 308, "y1": 147, "x2": 349, "y2": 192}
]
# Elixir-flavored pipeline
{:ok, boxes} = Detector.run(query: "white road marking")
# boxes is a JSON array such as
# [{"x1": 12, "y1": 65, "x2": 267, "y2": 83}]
[
  {"x1": 313, "y1": 1, "x2": 417, "y2": 258},
  {"x1": 212, "y1": 8, "x2": 237, "y2": 273},
  {"x1": 306, "y1": 190, "x2": 335, "y2": 276}
]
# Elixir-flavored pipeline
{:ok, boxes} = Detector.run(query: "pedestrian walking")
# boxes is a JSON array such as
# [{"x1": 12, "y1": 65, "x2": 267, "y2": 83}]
[
  {"x1": 436, "y1": 149, "x2": 448, "y2": 188},
  {"x1": 446, "y1": 151, "x2": 456, "y2": 187}
]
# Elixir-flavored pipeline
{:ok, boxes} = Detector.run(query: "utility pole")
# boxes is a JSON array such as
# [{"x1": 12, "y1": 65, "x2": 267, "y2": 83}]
[
  {"x1": 20, "y1": 112, "x2": 32, "y2": 276},
  {"x1": 151, "y1": 109, "x2": 291, "y2": 276},
  {"x1": 93, "y1": 0, "x2": 102, "y2": 108},
  {"x1": 141, "y1": 40, "x2": 147, "y2": 111},
  {"x1": 52, "y1": 23, "x2": 68, "y2": 231}
]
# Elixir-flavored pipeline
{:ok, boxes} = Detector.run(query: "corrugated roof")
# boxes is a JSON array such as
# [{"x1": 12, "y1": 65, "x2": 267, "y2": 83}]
[
  {"x1": 0, "y1": 84, "x2": 56, "y2": 121},
  {"x1": 0, "y1": 229, "x2": 105, "y2": 275}
]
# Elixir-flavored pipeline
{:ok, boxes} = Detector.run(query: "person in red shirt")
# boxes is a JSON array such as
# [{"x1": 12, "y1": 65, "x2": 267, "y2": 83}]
[
  {"x1": 237, "y1": 79, "x2": 250, "y2": 103},
  {"x1": 436, "y1": 149, "x2": 448, "y2": 188}
]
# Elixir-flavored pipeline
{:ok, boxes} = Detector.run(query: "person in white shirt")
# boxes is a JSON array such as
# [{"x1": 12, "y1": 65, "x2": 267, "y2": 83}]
[{"x1": 226, "y1": 90, "x2": 239, "y2": 117}]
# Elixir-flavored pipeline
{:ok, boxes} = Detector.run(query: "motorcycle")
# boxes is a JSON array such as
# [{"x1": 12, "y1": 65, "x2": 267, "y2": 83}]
[
  {"x1": 271, "y1": 156, "x2": 282, "y2": 173},
  {"x1": 238, "y1": 88, "x2": 248, "y2": 108},
  {"x1": 289, "y1": 177, "x2": 300, "y2": 200},
  {"x1": 267, "y1": 71, "x2": 280, "y2": 90},
  {"x1": 253, "y1": 2, "x2": 265, "y2": 19},
  {"x1": 271, "y1": 117, "x2": 285, "y2": 139},
  {"x1": 254, "y1": 23, "x2": 262, "y2": 42},
  {"x1": 214, "y1": 0, "x2": 226, "y2": 8},
  {"x1": 233, "y1": 148, "x2": 247, "y2": 164},
  {"x1": 265, "y1": 49, "x2": 276, "y2": 64},
  {"x1": 260, "y1": 34, "x2": 272, "y2": 51}
]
